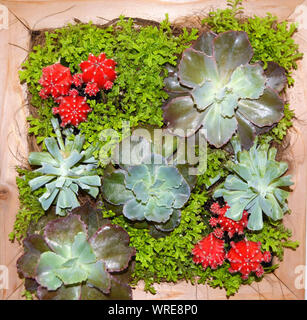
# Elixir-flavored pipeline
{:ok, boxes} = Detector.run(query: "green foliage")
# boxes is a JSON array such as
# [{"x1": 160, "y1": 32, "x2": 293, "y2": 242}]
[
  {"x1": 22, "y1": 290, "x2": 34, "y2": 300},
  {"x1": 261, "y1": 104, "x2": 294, "y2": 143},
  {"x1": 9, "y1": 168, "x2": 45, "y2": 242},
  {"x1": 20, "y1": 17, "x2": 198, "y2": 151},
  {"x1": 247, "y1": 219, "x2": 299, "y2": 260},
  {"x1": 103, "y1": 187, "x2": 208, "y2": 294},
  {"x1": 203, "y1": 0, "x2": 303, "y2": 85}
]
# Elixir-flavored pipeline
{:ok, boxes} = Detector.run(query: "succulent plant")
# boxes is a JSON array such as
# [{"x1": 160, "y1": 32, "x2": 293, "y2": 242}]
[
  {"x1": 17, "y1": 203, "x2": 136, "y2": 300},
  {"x1": 102, "y1": 153, "x2": 191, "y2": 226},
  {"x1": 192, "y1": 233, "x2": 226, "y2": 270},
  {"x1": 28, "y1": 118, "x2": 100, "y2": 215},
  {"x1": 80, "y1": 53, "x2": 117, "y2": 91},
  {"x1": 214, "y1": 138, "x2": 293, "y2": 230},
  {"x1": 52, "y1": 89, "x2": 92, "y2": 127},
  {"x1": 227, "y1": 239, "x2": 271, "y2": 279},
  {"x1": 39, "y1": 63, "x2": 73, "y2": 100},
  {"x1": 209, "y1": 202, "x2": 248, "y2": 238},
  {"x1": 163, "y1": 31, "x2": 286, "y2": 149}
]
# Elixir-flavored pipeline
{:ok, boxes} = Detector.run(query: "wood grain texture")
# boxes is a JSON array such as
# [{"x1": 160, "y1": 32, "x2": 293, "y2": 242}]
[{"x1": 0, "y1": 0, "x2": 306, "y2": 300}]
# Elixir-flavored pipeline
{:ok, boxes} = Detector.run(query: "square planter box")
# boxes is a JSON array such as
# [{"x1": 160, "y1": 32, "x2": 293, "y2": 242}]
[{"x1": 0, "y1": 0, "x2": 306, "y2": 300}]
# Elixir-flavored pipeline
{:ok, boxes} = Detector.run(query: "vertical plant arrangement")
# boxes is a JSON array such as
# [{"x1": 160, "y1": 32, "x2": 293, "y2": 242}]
[{"x1": 13, "y1": 0, "x2": 302, "y2": 299}]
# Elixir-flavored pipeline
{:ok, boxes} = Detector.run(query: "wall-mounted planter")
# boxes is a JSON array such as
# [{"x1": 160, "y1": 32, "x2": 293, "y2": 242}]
[{"x1": 0, "y1": 0, "x2": 307, "y2": 300}]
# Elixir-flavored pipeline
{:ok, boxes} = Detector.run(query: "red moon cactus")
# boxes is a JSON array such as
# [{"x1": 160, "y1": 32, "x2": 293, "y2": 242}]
[
  {"x1": 192, "y1": 233, "x2": 226, "y2": 270},
  {"x1": 52, "y1": 89, "x2": 92, "y2": 127},
  {"x1": 80, "y1": 53, "x2": 117, "y2": 90},
  {"x1": 39, "y1": 63, "x2": 73, "y2": 99},
  {"x1": 227, "y1": 239, "x2": 271, "y2": 279}
]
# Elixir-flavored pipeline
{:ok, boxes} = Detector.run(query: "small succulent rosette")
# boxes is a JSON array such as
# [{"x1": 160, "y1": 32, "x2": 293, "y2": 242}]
[
  {"x1": 28, "y1": 118, "x2": 101, "y2": 216},
  {"x1": 17, "y1": 205, "x2": 136, "y2": 300},
  {"x1": 214, "y1": 137, "x2": 293, "y2": 230}
]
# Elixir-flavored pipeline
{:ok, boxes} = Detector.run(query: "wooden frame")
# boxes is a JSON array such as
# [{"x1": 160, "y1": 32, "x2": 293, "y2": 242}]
[{"x1": 0, "y1": 0, "x2": 306, "y2": 300}]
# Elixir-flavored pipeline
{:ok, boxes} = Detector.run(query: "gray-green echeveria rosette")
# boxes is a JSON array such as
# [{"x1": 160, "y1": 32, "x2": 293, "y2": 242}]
[
  {"x1": 213, "y1": 137, "x2": 293, "y2": 231},
  {"x1": 163, "y1": 31, "x2": 287, "y2": 149},
  {"x1": 17, "y1": 206, "x2": 136, "y2": 300},
  {"x1": 27, "y1": 118, "x2": 101, "y2": 215},
  {"x1": 102, "y1": 154, "x2": 191, "y2": 225}
]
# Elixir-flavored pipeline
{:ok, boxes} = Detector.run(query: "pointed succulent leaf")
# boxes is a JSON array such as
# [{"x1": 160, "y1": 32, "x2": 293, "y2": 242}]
[
  {"x1": 201, "y1": 103, "x2": 238, "y2": 148},
  {"x1": 264, "y1": 61, "x2": 287, "y2": 93},
  {"x1": 154, "y1": 209, "x2": 181, "y2": 232},
  {"x1": 36, "y1": 251, "x2": 66, "y2": 290},
  {"x1": 192, "y1": 31, "x2": 216, "y2": 56},
  {"x1": 191, "y1": 81, "x2": 216, "y2": 110},
  {"x1": 144, "y1": 198, "x2": 173, "y2": 223},
  {"x1": 235, "y1": 111, "x2": 256, "y2": 150},
  {"x1": 178, "y1": 48, "x2": 219, "y2": 87},
  {"x1": 237, "y1": 88, "x2": 284, "y2": 127},
  {"x1": 83, "y1": 261, "x2": 111, "y2": 294},
  {"x1": 102, "y1": 170, "x2": 134, "y2": 205},
  {"x1": 227, "y1": 64, "x2": 265, "y2": 99},
  {"x1": 44, "y1": 214, "x2": 87, "y2": 257},
  {"x1": 213, "y1": 31, "x2": 253, "y2": 83},
  {"x1": 80, "y1": 277, "x2": 132, "y2": 300},
  {"x1": 45, "y1": 137, "x2": 64, "y2": 162},
  {"x1": 163, "y1": 96, "x2": 205, "y2": 137},
  {"x1": 54, "y1": 263, "x2": 88, "y2": 285},
  {"x1": 17, "y1": 235, "x2": 50, "y2": 279},
  {"x1": 28, "y1": 152, "x2": 58, "y2": 166},
  {"x1": 28, "y1": 175, "x2": 54, "y2": 191},
  {"x1": 37, "y1": 285, "x2": 81, "y2": 300},
  {"x1": 123, "y1": 198, "x2": 146, "y2": 221},
  {"x1": 89, "y1": 224, "x2": 135, "y2": 273},
  {"x1": 71, "y1": 232, "x2": 96, "y2": 264}
]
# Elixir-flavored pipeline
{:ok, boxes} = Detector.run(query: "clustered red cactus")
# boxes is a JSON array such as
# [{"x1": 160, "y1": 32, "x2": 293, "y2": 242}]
[
  {"x1": 227, "y1": 239, "x2": 271, "y2": 279},
  {"x1": 209, "y1": 202, "x2": 248, "y2": 238},
  {"x1": 39, "y1": 64, "x2": 72, "y2": 99},
  {"x1": 192, "y1": 202, "x2": 272, "y2": 279},
  {"x1": 38, "y1": 53, "x2": 117, "y2": 127},
  {"x1": 80, "y1": 53, "x2": 117, "y2": 91},
  {"x1": 192, "y1": 233, "x2": 225, "y2": 270},
  {"x1": 52, "y1": 89, "x2": 92, "y2": 127}
]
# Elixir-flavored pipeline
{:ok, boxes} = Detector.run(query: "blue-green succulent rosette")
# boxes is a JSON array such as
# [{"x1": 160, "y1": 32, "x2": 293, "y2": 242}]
[
  {"x1": 102, "y1": 153, "x2": 191, "y2": 232},
  {"x1": 163, "y1": 30, "x2": 287, "y2": 149},
  {"x1": 214, "y1": 137, "x2": 293, "y2": 230}
]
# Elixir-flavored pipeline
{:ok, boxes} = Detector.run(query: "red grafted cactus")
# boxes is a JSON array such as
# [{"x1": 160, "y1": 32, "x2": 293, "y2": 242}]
[
  {"x1": 227, "y1": 239, "x2": 271, "y2": 280},
  {"x1": 39, "y1": 63, "x2": 73, "y2": 99},
  {"x1": 80, "y1": 53, "x2": 117, "y2": 90},
  {"x1": 85, "y1": 82, "x2": 100, "y2": 96},
  {"x1": 72, "y1": 73, "x2": 83, "y2": 87},
  {"x1": 192, "y1": 233, "x2": 225, "y2": 270},
  {"x1": 52, "y1": 89, "x2": 92, "y2": 127},
  {"x1": 209, "y1": 202, "x2": 248, "y2": 238}
]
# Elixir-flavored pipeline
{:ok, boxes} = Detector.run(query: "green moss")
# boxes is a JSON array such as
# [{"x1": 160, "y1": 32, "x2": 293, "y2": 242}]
[
  {"x1": 9, "y1": 168, "x2": 45, "y2": 242},
  {"x1": 202, "y1": 0, "x2": 303, "y2": 85},
  {"x1": 19, "y1": 17, "x2": 198, "y2": 152},
  {"x1": 246, "y1": 219, "x2": 299, "y2": 261}
]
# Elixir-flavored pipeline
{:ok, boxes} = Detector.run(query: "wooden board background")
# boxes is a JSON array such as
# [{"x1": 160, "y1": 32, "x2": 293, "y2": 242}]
[{"x1": 0, "y1": 0, "x2": 306, "y2": 300}]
